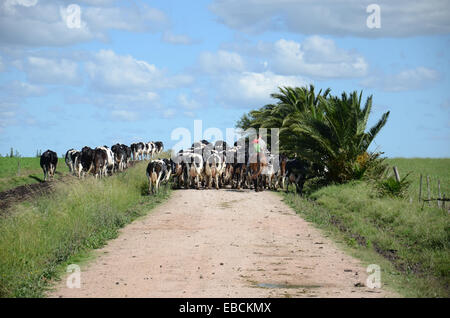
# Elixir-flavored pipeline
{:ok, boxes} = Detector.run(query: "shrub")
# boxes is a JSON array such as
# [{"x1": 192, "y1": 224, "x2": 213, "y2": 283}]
[{"x1": 377, "y1": 173, "x2": 411, "y2": 198}]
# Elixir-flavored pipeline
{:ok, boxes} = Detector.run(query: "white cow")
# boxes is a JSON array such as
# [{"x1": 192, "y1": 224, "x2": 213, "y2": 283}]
[
  {"x1": 97, "y1": 146, "x2": 115, "y2": 176},
  {"x1": 184, "y1": 152, "x2": 203, "y2": 189},
  {"x1": 203, "y1": 152, "x2": 224, "y2": 190},
  {"x1": 262, "y1": 153, "x2": 277, "y2": 190}
]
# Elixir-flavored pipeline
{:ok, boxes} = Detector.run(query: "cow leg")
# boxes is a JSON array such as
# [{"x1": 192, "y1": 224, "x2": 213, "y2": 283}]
[
  {"x1": 196, "y1": 175, "x2": 201, "y2": 190},
  {"x1": 147, "y1": 173, "x2": 152, "y2": 195},
  {"x1": 156, "y1": 173, "x2": 162, "y2": 194}
]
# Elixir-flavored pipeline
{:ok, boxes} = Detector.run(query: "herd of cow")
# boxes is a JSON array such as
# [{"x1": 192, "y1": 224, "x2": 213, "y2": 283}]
[
  {"x1": 146, "y1": 139, "x2": 314, "y2": 195},
  {"x1": 39, "y1": 141, "x2": 164, "y2": 181},
  {"x1": 39, "y1": 138, "x2": 314, "y2": 195}
]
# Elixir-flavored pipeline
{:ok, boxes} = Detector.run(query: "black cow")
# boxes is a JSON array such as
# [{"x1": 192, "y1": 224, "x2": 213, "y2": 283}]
[
  {"x1": 284, "y1": 158, "x2": 311, "y2": 195},
  {"x1": 79, "y1": 146, "x2": 95, "y2": 178},
  {"x1": 154, "y1": 141, "x2": 164, "y2": 154},
  {"x1": 214, "y1": 140, "x2": 228, "y2": 152},
  {"x1": 121, "y1": 144, "x2": 132, "y2": 167},
  {"x1": 93, "y1": 147, "x2": 108, "y2": 179},
  {"x1": 111, "y1": 143, "x2": 127, "y2": 171},
  {"x1": 40, "y1": 150, "x2": 58, "y2": 181}
]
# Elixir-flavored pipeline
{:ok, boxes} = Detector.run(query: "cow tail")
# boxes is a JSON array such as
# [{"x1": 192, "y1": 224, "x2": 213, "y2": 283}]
[{"x1": 151, "y1": 169, "x2": 157, "y2": 183}]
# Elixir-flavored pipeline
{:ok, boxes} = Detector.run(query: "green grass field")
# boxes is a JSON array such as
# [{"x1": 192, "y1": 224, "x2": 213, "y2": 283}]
[
  {"x1": 0, "y1": 157, "x2": 69, "y2": 192},
  {"x1": 283, "y1": 157, "x2": 450, "y2": 298},
  {"x1": 0, "y1": 161, "x2": 171, "y2": 298},
  {"x1": 385, "y1": 158, "x2": 450, "y2": 203},
  {"x1": 0, "y1": 151, "x2": 173, "y2": 193}
]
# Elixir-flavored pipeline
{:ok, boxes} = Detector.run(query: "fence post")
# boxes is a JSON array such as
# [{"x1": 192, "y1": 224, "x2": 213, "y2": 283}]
[
  {"x1": 393, "y1": 166, "x2": 400, "y2": 182},
  {"x1": 419, "y1": 174, "x2": 422, "y2": 203},
  {"x1": 438, "y1": 180, "x2": 442, "y2": 208},
  {"x1": 427, "y1": 176, "x2": 431, "y2": 206},
  {"x1": 17, "y1": 159, "x2": 20, "y2": 177}
]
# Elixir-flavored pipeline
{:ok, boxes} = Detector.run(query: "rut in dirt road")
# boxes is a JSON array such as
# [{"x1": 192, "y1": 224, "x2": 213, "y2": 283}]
[{"x1": 49, "y1": 189, "x2": 395, "y2": 298}]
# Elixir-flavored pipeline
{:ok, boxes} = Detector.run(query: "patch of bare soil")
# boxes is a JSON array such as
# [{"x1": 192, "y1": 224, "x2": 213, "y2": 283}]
[
  {"x1": 48, "y1": 189, "x2": 397, "y2": 298},
  {"x1": 0, "y1": 180, "x2": 54, "y2": 213}
]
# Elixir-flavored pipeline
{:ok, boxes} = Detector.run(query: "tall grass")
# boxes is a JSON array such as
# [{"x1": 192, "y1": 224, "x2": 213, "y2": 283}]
[
  {"x1": 282, "y1": 181, "x2": 450, "y2": 297},
  {"x1": 0, "y1": 161, "x2": 170, "y2": 298}
]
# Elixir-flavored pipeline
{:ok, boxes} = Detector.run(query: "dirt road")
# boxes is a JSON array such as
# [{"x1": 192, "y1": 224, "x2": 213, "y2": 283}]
[{"x1": 48, "y1": 189, "x2": 395, "y2": 298}]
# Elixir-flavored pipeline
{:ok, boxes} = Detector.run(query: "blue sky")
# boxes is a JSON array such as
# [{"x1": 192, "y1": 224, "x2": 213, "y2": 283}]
[{"x1": 0, "y1": 0, "x2": 449, "y2": 157}]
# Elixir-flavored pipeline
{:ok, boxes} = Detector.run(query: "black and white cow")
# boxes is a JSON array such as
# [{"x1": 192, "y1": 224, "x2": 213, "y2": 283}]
[
  {"x1": 132, "y1": 142, "x2": 145, "y2": 161},
  {"x1": 111, "y1": 143, "x2": 126, "y2": 171},
  {"x1": 40, "y1": 150, "x2": 58, "y2": 181},
  {"x1": 97, "y1": 146, "x2": 115, "y2": 175},
  {"x1": 203, "y1": 152, "x2": 224, "y2": 190},
  {"x1": 232, "y1": 146, "x2": 249, "y2": 189},
  {"x1": 146, "y1": 159, "x2": 170, "y2": 194},
  {"x1": 143, "y1": 142, "x2": 155, "y2": 160},
  {"x1": 65, "y1": 149, "x2": 79, "y2": 174},
  {"x1": 262, "y1": 153, "x2": 277, "y2": 190},
  {"x1": 71, "y1": 151, "x2": 82, "y2": 178},
  {"x1": 121, "y1": 144, "x2": 132, "y2": 167},
  {"x1": 154, "y1": 141, "x2": 164, "y2": 155},
  {"x1": 171, "y1": 151, "x2": 188, "y2": 188},
  {"x1": 161, "y1": 158, "x2": 173, "y2": 184},
  {"x1": 183, "y1": 152, "x2": 203, "y2": 189},
  {"x1": 79, "y1": 146, "x2": 95, "y2": 178}
]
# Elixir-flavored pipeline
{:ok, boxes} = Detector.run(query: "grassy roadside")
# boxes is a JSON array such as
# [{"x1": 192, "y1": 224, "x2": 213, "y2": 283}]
[
  {"x1": 0, "y1": 157, "x2": 69, "y2": 192},
  {"x1": 281, "y1": 181, "x2": 449, "y2": 298},
  {"x1": 0, "y1": 161, "x2": 171, "y2": 298},
  {"x1": 385, "y1": 158, "x2": 450, "y2": 202}
]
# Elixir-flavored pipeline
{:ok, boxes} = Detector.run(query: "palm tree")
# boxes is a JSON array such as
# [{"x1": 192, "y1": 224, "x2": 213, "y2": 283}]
[
  {"x1": 236, "y1": 85, "x2": 331, "y2": 153},
  {"x1": 281, "y1": 91, "x2": 389, "y2": 183}
]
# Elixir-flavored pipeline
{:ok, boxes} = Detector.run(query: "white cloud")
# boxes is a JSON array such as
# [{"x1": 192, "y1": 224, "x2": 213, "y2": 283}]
[
  {"x1": 0, "y1": 0, "x2": 169, "y2": 46},
  {"x1": 111, "y1": 110, "x2": 139, "y2": 122},
  {"x1": 218, "y1": 71, "x2": 309, "y2": 106},
  {"x1": 0, "y1": 101, "x2": 20, "y2": 132},
  {"x1": 183, "y1": 111, "x2": 196, "y2": 118},
  {"x1": 17, "y1": 56, "x2": 81, "y2": 85},
  {"x1": 4, "y1": 0, "x2": 38, "y2": 10},
  {"x1": 198, "y1": 50, "x2": 245, "y2": 74},
  {"x1": 2, "y1": 80, "x2": 47, "y2": 97},
  {"x1": 162, "y1": 31, "x2": 195, "y2": 45},
  {"x1": 360, "y1": 67, "x2": 440, "y2": 91},
  {"x1": 162, "y1": 108, "x2": 176, "y2": 118},
  {"x1": 85, "y1": 50, "x2": 192, "y2": 93},
  {"x1": 209, "y1": 0, "x2": 450, "y2": 37},
  {"x1": 83, "y1": 5, "x2": 168, "y2": 33},
  {"x1": 178, "y1": 94, "x2": 201, "y2": 109},
  {"x1": 272, "y1": 37, "x2": 368, "y2": 78},
  {"x1": 85, "y1": 49, "x2": 163, "y2": 92}
]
